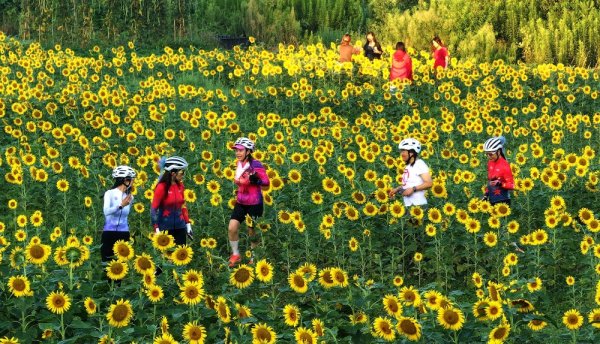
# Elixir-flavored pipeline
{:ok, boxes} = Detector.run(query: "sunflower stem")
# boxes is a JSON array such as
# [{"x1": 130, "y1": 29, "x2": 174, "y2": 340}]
[{"x1": 60, "y1": 312, "x2": 65, "y2": 339}]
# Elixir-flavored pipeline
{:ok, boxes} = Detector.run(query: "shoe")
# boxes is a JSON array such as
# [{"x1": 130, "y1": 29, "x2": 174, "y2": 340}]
[{"x1": 228, "y1": 254, "x2": 241, "y2": 267}]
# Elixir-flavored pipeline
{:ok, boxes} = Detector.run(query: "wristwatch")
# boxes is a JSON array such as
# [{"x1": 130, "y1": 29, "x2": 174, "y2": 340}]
[{"x1": 413, "y1": 186, "x2": 417, "y2": 192}]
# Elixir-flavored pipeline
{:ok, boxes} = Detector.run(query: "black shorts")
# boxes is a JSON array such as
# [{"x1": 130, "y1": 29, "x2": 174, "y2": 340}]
[{"x1": 230, "y1": 203, "x2": 263, "y2": 224}]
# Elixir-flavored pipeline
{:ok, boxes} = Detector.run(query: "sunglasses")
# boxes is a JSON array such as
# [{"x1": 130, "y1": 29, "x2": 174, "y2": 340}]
[{"x1": 485, "y1": 152, "x2": 497, "y2": 157}]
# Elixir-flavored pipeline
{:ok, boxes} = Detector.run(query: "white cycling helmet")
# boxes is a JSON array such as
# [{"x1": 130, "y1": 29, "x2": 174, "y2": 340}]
[
  {"x1": 164, "y1": 156, "x2": 188, "y2": 171},
  {"x1": 112, "y1": 165, "x2": 136, "y2": 178},
  {"x1": 232, "y1": 137, "x2": 255, "y2": 151},
  {"x1": 398, "y1": 138, "x2": 421, "y2": 154},
  {"x1": 483, "y1": 136, "x2": 505, "y2": 152}
]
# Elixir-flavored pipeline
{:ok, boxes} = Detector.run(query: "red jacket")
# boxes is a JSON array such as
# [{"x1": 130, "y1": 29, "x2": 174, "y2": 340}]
[
  {"x1": 485, "y1": 157, "x2": 514, "y2": 203},
  {"x1": 390, "y1": 50, "x2": 413, "y2": 81},
  {"x1": 151, "y1": 181, "x2": 189, "y2": 230}
]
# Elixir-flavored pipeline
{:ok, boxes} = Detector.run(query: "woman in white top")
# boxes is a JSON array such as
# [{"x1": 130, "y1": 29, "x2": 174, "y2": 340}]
[
  {"x1": 101, "y1": 165, "x2": 136, "y2": 262},
  {"x1": 388, "y1": 138, "x2": 432, "y2": 207}
]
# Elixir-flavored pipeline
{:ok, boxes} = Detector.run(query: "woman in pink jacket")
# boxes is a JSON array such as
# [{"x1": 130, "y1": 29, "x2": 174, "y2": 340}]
[
  {"x1": 228, "y1": 137, "x2": 270, "y2": 267},
  {"x1": 390, "y1": 41, "x2": 413, "y2": 82}
]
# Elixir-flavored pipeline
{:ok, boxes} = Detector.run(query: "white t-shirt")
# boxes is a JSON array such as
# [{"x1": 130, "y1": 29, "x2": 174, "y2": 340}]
[
  {"x1": 103, "y1": 188, "x2": 134, "y2": 232},
  {"x1": 401, "y1": 159, "x2": 429, "y2": 206}
]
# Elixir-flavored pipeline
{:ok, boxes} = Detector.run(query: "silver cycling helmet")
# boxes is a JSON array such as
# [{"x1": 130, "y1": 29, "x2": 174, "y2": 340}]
[
  {"x1": 112, "y1": 165, "x2": 136, "y2": 178},
  {"x1": 232, "y1": 137, "x2": 255, "y2": 151},
  {"x1": 398, "y1": 138, "x2": 422, "y2": 153},
  {"x1": 164, "y1": 156, "x2": 188, "y2": 171}
]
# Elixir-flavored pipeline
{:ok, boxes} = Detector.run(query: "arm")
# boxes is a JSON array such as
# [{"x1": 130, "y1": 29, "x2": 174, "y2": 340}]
[
  {"x1": 403, "y1": 172, "x2": 433, "y2": 196},
  {"x1": 103, "y1": 190, "x2": 120, "y2": 216},
  {"x1": 249, "y1": 161, "x2": 270, "y2": 186},
  {"x1": 500, "y1": 162, "x2": 515, "y2": 190},
  {"x1": 180, "y1": 183, "x2": 190, "y2": 223},
  {"x1": 150, "y1": 183, "x2": 165, "y2": 229}
]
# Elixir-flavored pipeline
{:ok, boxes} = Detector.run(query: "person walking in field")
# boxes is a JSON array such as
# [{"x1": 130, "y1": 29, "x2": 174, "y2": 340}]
[
  {"x1": 151, "y1": 156, "x2": 193, "y2": 245},
  {"x1": 482, "y1": 136, "x2": 514, "y2": 206},
  {"x1": 388, "y1": 138, "x2": 432, "y2": 207},
  {"x1": 432, "y1": 36, "x2": 449, "y2": 70},
  {"x1": 228, "y1": 137, "x2": 270, "y2": 267},
  {"x1": 390, "y1": 42, "x2": 413, "y2": 83},
  {"x1": 101, "y1": 165, "x2": 136, "y2": 262}
]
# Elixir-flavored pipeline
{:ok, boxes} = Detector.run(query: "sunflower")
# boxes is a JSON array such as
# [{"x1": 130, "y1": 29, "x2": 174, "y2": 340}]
[
  {"x1": 152, "y1": 232, "x2": 175, "y2": 251},
  {"x1": 106, "y1": 299, "x2": 133, "y2": 328},
  {"x1": 331, "y1": 267, "x2": 349, "y2": 287},
  {"x1": 153, "y1": 332, "x2": 177, "y2": 344},
  {"x1": 25, "y1": 241, "x2": 51, "y2": 265},
  {"x1": 311, "y1": 192, "x2": 323, "y2": 204},
  {"x1": 211, "y1": 296, "x2": 232, "y2": 324},
  {"x1": 0, "y1": 336, "x2": 20, "y2": 344},
  {"x1": 483, "y1": 232, "x2": 498, "y2": 247},
  {"x1": 180, "y1": 282, "x2": 204, "y2": 305},
  {"x1": 56, "y1": 179, "x2": 69, "y2": 192},
  {"x1": 251, "y1": 323, "x2": 276, "y2": 344},
  {"x1": 318, "y1": 268, "x2": 336, "y2": 289},
  {"x1": 472, "y1": 299, "x2": 489, "y2": 320},
  {"x1": 346, "y1": 310, "x2": 367, "y2": 324},
  {"x1": 427, "y1": 208, "x2": 443, "y2": 223},
  {"x1": 46, "y1": 291, "x2": 71, "y2": 314},
  {"x1": 527, "y1": 317, "x2": 547, "y2": 331},
  {"x1": 133, "y1": 253, "x2": 155, "y2": 274},
  {"x1": 7, "y1": 275, "x2": 33, "y2": 297},
  {"x1": 171, "y1": 245, "x2": 193, "y2": 266},
  {"x1": 288, "y1": 271, "x2": 308, "y2": 293},
  {"x1": 588, "y1": 308, "x2": 600, "y2": 329},
  {"x1": 437, "y1": 307, "x2": 465, "y2": 331},
  {"x1": 511, "y1": 299, "x2": 534, "y2": 313},
  {"x1": 527, "y1": 277, "x2": 542, "y2": 292},
  {"x1": 348, "y1": 237, "x2": 359, "y2": 251},
  {"x1": 293, "y1": 327, "x2": 317, "y2": 344},
  {"x1": 182, "y1": 269, "x2": 204, "y2": 286},
  {"x1": 230, "y1": 264, "x2": 254, "y2": 289},
  {"x1": 372, "y1": 316, "x2": 396, "y2": 342},
  {"x1": 424, "y1": 290, "x2": 444, "y2": 310},
  {"x1": 382, "y1": 294, "x2": 403, "y2": 318},
  {"x1": 111, "y1": 240, "x2": 134, "y2": 261},
  {"x1": 465, "y1": 218, "x2": 481, "y2": 233},
  {"x1": 312, "y1": 318, "x2": 325, "y2": 337},
  {"x1": 83, "y1": 297, "x2": 97, "y2": 315},
  {"x1": 389, "y1": 201, "x2": 406, "y2": 218},
  {"x1": 106, "y1": 260, "x2": 128, "y2": 280},
  {"x1": 142, "y1": 271, "x2": 156, "y2": 287},
  {"x1": 396, "y1": 316, "x2": 421, "y2": 341},
  {"x1": 182, "y1": 321, "x2": 207, "y2": 344},
  {"x1": 489, "y1": 322, "x2": 510, "y2": 342},
  {"x1": 145, "y1": 284, "x2": 164, "y2": 303},
  {"x1": 393, "y1": 275, "x2": 404, "y2": 287},
  {"x1": 235, "y1": 303, "x2": 252, "y2": 319},
  {"x1": 578, "y1": 208, "x2": 594, "y2": 224},
  {"x1": 485, "y1": 300, "x2": 503, "y2": 320},
  {"x1": 563, "y1": 309, "x2": 583, "y2": 330},
  {"x1": 283, "y1": 304, "x2": 301, "y2": 327},
  {"x1": 253, "y1": 259, "x2": 274, "y2": 283},
  {"x1": 399, "y1": 286, "x2": 421, "y2": 306}
]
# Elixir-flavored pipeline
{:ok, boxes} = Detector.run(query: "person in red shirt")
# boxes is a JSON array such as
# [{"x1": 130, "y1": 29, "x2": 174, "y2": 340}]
[
  {"x1": 390, "y1": 42, "x2": 413, "y2": 84},
  {"x1": 339, "y1": 34, "x2": 360, "y2": 63},
  {"x1": 432, "y1": 36, "x2": 449, "y2": 71},
  {"x1": 151, "y1": 156, "x2": 192, "y2": 245},
  {"x1": 483, "y1": 137, "x2": 514, "y2": 205}
]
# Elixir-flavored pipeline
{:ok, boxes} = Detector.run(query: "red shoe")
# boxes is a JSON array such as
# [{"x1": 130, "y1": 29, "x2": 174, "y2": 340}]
[{"x1": 228, "y1": 254, "x2": 241, "y2": 267}]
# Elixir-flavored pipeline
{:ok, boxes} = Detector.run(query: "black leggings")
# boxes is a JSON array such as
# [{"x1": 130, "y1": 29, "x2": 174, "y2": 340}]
[
  {"x1": 101, "y1": 231, "x2": 130, "y2": 262},
  {"x1": 168, "y1": 227, "x2": 187, "y2": 246}
]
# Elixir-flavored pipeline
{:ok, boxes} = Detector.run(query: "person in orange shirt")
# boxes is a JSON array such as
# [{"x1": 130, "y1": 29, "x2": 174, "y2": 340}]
[{"x1": 339, "y1": 34, "x2": 360, "y2": 62}]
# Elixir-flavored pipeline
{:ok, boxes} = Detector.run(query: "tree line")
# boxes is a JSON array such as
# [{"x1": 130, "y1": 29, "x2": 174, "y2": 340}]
[{"x1": 1, "y1": 0, "x2": 600, "y2": 66}]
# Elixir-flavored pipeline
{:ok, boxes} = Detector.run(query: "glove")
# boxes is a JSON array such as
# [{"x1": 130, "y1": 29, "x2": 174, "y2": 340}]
[
  {"x1": 249, "y1": 173, "x2": 260, "y2": 185},
  {"x1": 186, "y1": 223, "x2": 193, "y2": 239}
]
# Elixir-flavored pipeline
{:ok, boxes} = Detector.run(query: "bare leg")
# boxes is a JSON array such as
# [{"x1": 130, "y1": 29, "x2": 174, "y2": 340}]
[
  {"x1": 228, "y1": 219, "x2": 240, "y2": 241},
  {"x1": 248, "y1": 226, "x2": 258, "y2": 249}
]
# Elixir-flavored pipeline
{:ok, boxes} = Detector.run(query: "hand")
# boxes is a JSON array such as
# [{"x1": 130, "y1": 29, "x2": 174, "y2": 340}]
[
  {"x1": 186, "y1": 223, "x2": 193, "y2": 239},
  {"x1": 489, "y1": 179, "x2": 501, "y2": 187},
  {"x1": 121, "y1": 194, "x2": 133, "y2": 207},
  {"x1": 249, "y1": 173, "x2": 260, "y2": 185},
  {"x1": 154, "y1": 227, "x2": 160, "y2": 235}
]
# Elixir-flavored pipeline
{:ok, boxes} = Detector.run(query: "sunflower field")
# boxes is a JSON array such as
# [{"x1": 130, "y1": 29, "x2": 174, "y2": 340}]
[{"x1": 0, "y1": 31, "x2": 599, "y2": 344}]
